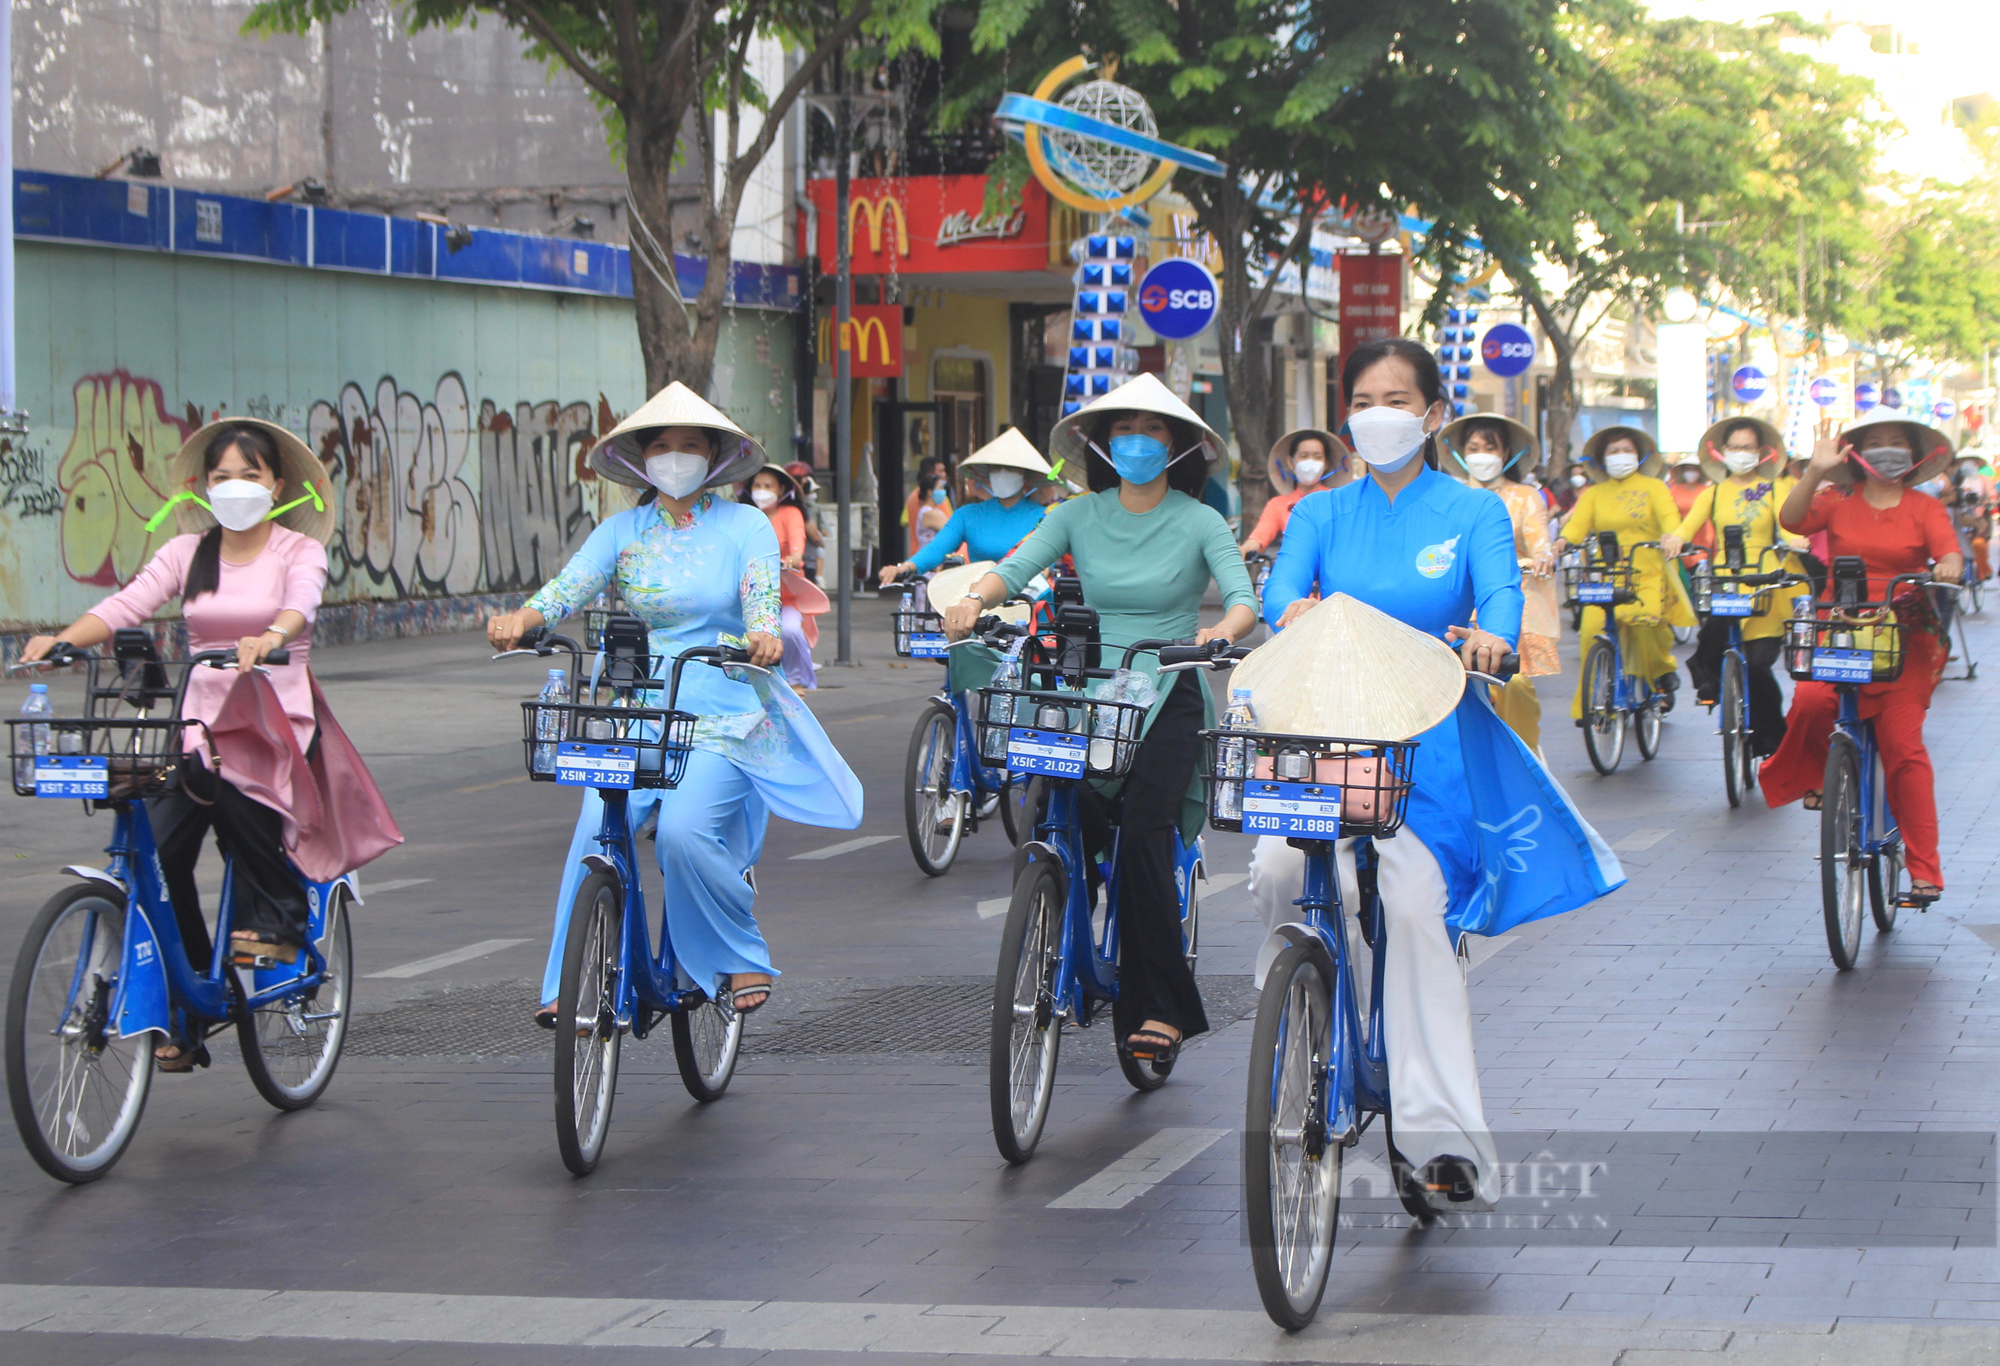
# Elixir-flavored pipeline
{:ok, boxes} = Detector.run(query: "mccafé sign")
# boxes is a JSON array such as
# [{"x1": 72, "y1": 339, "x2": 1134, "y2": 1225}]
[
  {"x1": 806, "y1": 174, "x2": 1051, "y2": 275},
  {"x1": 817, "y1": 304, "x2": 903, "y2": 379}
]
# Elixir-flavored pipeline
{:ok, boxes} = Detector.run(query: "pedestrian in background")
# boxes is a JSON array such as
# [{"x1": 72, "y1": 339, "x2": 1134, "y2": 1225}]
[{"x1": 743, "y1": 463, "x2": 823, "y2": 690}]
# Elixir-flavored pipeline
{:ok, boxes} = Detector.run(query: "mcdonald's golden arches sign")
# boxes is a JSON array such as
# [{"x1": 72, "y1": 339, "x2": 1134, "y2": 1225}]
[{"x1": 817, "y1": 304, "x2": 903, "y2": 379}]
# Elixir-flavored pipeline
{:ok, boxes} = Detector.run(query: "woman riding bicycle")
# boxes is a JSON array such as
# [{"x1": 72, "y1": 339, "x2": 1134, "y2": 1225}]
[
  {"x1": 487, "y1": 383, "x2": 862, "y2": 1026},
  {"x1": 940, "y1": 373, "x2": 1258, "y2": 1066},
  {"x1": 1254, "y1": 338, "x2": 1623, "y2": 1210},
  {"x1": 1761, "y1": 413, "x2": 1962, "y2": 904},
  {"x1": 1238, "y1": 428, "x2": 1356, "y2": 560},
  {"x1": 1552, "y1": 425, "x2": 1695, "y2": 721},
  {"x1": 21, "y1": 419, "x2": 337, "y2": 1070},
  {"x1": 877, "y1": 429, "x2": 1052, "y2": 588},
  {"x1": 1438, "y1": 411, "x2": 1560, "y2": 754},
  {"x1": 1660, "y1": 418, "x2": 1805, "y2": 759}
]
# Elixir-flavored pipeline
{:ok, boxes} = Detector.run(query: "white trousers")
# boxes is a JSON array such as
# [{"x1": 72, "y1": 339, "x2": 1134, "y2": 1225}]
[{"x1": 1247, "y1": 833, "x2": 1499, "y2": 1204}]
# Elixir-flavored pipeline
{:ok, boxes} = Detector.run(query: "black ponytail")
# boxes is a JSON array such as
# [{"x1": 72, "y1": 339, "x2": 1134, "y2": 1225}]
[{"x1": 181, "y1": 423, "x2": 280, "y2": 601}]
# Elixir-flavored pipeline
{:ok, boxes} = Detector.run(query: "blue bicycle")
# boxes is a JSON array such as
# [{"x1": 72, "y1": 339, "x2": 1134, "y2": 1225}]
[
  {"x1": 973, "y1": 616, "x2": 1229, "y2": 1163},
  {"x1": 1783, "y1": 563, "x2": 1949, "y2": 970},
  {"x1": 5, "y1": 633, "x2": 355, "y2": 1184},
  {"x1": 1572, "y1": 532, "x2": 1669, "y2": 774},
  {"x1": 1208, "y1": 658, "x2": 1514, "y2": 1327},
  {"x1": 884, "y1": 572, "x2": 1035, "y2": 875},
  {"x1": 497, "y1": 617, "x2": 756, "y2": 1174},
  {"x1": 1690, "y1": 530, "x2": 1807, "y2": 809}
]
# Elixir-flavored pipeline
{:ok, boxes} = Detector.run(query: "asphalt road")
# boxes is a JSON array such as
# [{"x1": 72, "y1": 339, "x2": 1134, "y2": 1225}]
[{"x1": 2, "y1": 592, "x2": 1999, "y2": 1365}]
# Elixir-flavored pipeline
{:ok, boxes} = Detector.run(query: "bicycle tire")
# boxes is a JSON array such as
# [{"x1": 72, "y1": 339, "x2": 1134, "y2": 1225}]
[
  {"x1": 1244, "y1": 942, "x2": 1340, "y2": 1330},
  {"x1": 989, "y1": 857, "x2": 1063, "y2": 1164},
  {"x1": 554, "y1": 871, "x2": 623, "y2": 1175},
  {"x1": 1720, "y1": 654, "x2": 1747, "y2": 809},
  {"x1": 671, "y1": 994, "x2": 744, "y2": 1103},
  {"x1": 999, "y1": 773, "x2": 1044, "y2": 848},
  {"x1": 237, "y1": 887, "x2": 354, "y2": 1111},
  {"x1": 1635, "y1": 690, "x2": 1663, "y2": 760},
  {"x1": 1868, "y1": 838, "x2": 1904, "y2": 934},
  {"x1": 5, "y1": 884, "x2": 153, "y2": 1184},
  {"x1": 1821, "y1": 735, "x2": 1866, "y2": 971},
  {"x1": 1581, "y1": 638, "x2": 1624, "y2": 775},
  {"x1": 903, "y1": 702, "x2": 966, "y2": 877}
]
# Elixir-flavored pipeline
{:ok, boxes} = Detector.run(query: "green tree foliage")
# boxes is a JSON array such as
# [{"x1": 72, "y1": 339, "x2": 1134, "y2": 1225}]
[
  {"x1": 957, "y1": 0, "x2": 1592, "y2": 514},
  {"x1": 1846, "y1": 184, "x2": 2000, "y2": 373},
  {"x1": 1481, "y1": 14, "x2": 1878, "y2": 466},
  {"x1": 246, "y1": 0, "x2": 941, "y2": 394}
]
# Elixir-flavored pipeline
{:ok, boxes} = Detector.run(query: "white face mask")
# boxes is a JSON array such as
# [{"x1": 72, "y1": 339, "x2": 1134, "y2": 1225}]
[
  {"x1": 208, "y1": 479, "x2": 274, "y2": 531},
  {"x1": 750, "y1": 486, "x2": 779, "y2": 508},
  {"x1": 645, "y1": 451, "x2": 711, "y2": 499},
  {"x1": 1721, "y1": 449, "x2": 1762, "y2": 476},
  {"x1": 984, "y1": 469, "x2": 1025, "y2": 500},
  {"x1": 1290, "y1": 458, "x2": 1326, "y2": 486},
  {"x1": 1464, "y1": 453, "x2": 1505, "y2": 484},
  {"x1": 1344, "y1": 406, "x2": 1430, "y2": 473},
  {"x1": 1569, "y1": 472, "x2": 1589, "y2": 488},
  {"x1": 1604, "y1": 452, "x2": 1641, "y2": 479}
]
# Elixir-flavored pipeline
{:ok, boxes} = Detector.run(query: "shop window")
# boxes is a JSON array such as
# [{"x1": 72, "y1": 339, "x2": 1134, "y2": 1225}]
[{"x1": 933, "y1": 355, "x2": 990, "y2": 465}]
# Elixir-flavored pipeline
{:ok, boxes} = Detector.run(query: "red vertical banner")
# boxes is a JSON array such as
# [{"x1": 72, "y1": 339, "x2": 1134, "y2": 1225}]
[{"x1": 1335, "y1": 253, "x2": 1404, "y2": 426}]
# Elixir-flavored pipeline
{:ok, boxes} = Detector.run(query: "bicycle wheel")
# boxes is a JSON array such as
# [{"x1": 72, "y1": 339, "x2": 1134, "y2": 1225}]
[
  {"x1": 1580, "y1": 639, "x2": 1625, "y2": 775},
  {"x1": 1719, "y1": 654, "x2": 1747, "y2": 809},
  {"x1": 999, "y1": 774, "x2": 1042, "y2": 847},
  {"x1": 5, "y1": 885, "x2": 153, "y2": 1184},
  {"x1": 1634, "y1": 690, "x2": 1663, "y2": 760},
  {"x1": 671, "y1": 993, "x2": 743, "y2": 1103},
  {"x1": 1868, "y1": 838, "x2": 1905, "y2": 934},
  {"x1": 989, "y1": 857, "x2": 1063, "y2": 1163},
  {"x1": 903, "y1": 702, "x2": 966, "y2": 877},
  {"x1": 554, "y1": 871, "x2": 624, "y2": 1175},
  {"x1": 237, "y1": 886, "x2": 354, "y2": 1111},
  {"x1": 1244, "y1": 942, "x2": 1340, "y2": 1330},
  {"x1": 1820, "y1": 735, "x2": 1866, "y2": 971}
]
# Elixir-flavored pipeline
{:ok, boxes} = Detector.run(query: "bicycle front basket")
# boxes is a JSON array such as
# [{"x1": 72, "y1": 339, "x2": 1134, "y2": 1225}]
[
  {"x1": 893, "y1": 607, "x2": 949, "y2": 659},
  {"x1": 9, "y1": 716, "x2": 184, "y2": 800},
  {"x1": 1198, "y1": 730, "x2": 1417, "y2": 839},
  {"x1": 1784, "y1": 608, "x2": 1903, "y2": 685},
  {"x1": 520, "y1": 701, "x2": 697, "y2": 790},
  {"x1": 972, "y1": 685, "x2": 1147, "y2": 780}
]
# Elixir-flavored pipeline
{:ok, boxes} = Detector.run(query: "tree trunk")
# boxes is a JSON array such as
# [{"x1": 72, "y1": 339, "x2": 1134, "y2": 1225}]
[
  {"x1": 626, "y1": 103, "x2": 703, "y2": 394},
  {"x1": 1209, "y1": 183, "x2": 1278, "y2": 529},
  {"x1": 1520, "y1": 283, "x2": 1580, "y2": 472}
]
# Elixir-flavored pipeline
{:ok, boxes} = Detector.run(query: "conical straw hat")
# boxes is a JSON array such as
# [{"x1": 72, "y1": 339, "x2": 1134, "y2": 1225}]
[
  {"x1": 1048, "y1": 372, "x2": 1224, "y2": 475},
  {"x1": 1829, "y1": 412, "x2": 1955, "y2": 487},
  {"x1": 1266, "y1": 428, "x2": 1353, "y2": 494},
  {"x1": 1438, "y1": 412, "x2": 1541, "y2": 481},
  {"x1": 170, "y1": 418, "x2": 337, "y2": 543},
  {"x1": 925, "y1": 559, "x2": 1030, "y2": 624},
  {"x1": 589, "y1": 381, "x2": 765, "y2": 490},
  {"x1": 1578, "y1": 425, "x2": 1664, "y2": 481},
  {"x1": 1694, "y1": 416, "x2": 1785, "y2": 484},
  {"x1": 1228, "y1": 593, "x2": 1464, "y2": 742},
  {"x1": 960, "y1": 428, "x2": 1052, "y2": 478}
]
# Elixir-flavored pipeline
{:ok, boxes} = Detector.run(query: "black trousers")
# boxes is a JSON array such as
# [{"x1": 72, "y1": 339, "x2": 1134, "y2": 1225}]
[
  {"x1": 1685, "y1": 621, "x2": 1788, "y2": 757},
  {"x1": 147, "y1": 752, "x2": 310, "y2": 965},
  {"x1": 1100, "y1": 669, "x2": 1209, "y2": 1041}
]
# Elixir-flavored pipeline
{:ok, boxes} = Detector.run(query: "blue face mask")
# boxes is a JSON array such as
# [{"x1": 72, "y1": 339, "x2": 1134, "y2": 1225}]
[{"x1": 1108, "y1": 432, "x2": 1170, "y2": 485}]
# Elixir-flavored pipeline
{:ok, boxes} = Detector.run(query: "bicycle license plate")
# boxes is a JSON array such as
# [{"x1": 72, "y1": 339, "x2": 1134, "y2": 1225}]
[
  {"x1": 1006, "y1": 727, "x2": 1086, "y2": 778},
  {"x1": 555, "y1": 742, "x2": 638, "y2": 788},
  {"x1": 1810, "y1": 649, "x2": 1873, "y2": 684},
  {"x1": 1710, "y1": 593, "x2": 1755, "y2": 617},
  {"x1": 34, "y1": 755, "x2": 108, "y2": 799},
  {"x1": 1241, "y1": 780, "x2": 1342, "y2": 838},
  {"x1": 907, "y1": 632, "x2": 949, "y2": 659},
  {"x1": 1577, "y1": 582, "x2": 1615, "y2": 604}
]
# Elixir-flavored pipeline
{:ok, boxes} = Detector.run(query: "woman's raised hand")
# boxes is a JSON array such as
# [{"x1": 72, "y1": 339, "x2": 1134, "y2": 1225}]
[
  {"x1": 1806, "y1": 436, "x2": 1845, "y2": 478},
  {"x1": 486, "y1": 609, "x2": 545, "y2": 652},
  {"x1": 744, "y1": 631, "x2": 783, "y2": 667},
  {"x1": 19, "y1": 635, "x2": 59, "y2": 664}
]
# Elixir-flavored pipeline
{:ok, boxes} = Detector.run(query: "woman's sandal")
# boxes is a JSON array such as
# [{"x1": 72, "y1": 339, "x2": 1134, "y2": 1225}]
[
  {"x1": 727, "y1": 982, "x2": 773, "y2": 1015},
  {"x1": 155, "y1": 1042, "x2": 211, "y2": 1073},
  {"x1": 1802, "y1": 790, "x2": 1822, "y2": 811},
  {"x1": 533, "y1": 1005, "x2": 559, "y2": 1031},
  {"x1": 229, "y1": 934, "x2": 300, "y2": 969},
  {"x1": 1905, "y1": 882, "x2": 1943, "y2": 907},
  {"x1": 1119, "y1": 1029, "x2": 1183, "y2": 1065}
]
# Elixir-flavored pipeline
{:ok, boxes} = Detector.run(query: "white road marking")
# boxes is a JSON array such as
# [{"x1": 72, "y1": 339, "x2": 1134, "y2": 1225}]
[
  {"x1": 1, "y1": 1281, "x2": 1947, "y2": 1362},
  {"x1": 1612, "y1": 828, "x2": 1671, "y2": 851},
  {"x1": 976, "y1": 896, "x2": 1010, "y2": 920},
  {"x1": 1964, "y1": 925, "x2": 2000, "y2": 952},
  {"x1": 365, "y1": 939, "x2": 530, "y2": 979},
  {"x1": 1047, "y1": 1126, "x2": 1229, "y2": 1210},
  {"x1": 790, "y1": 835, "x2": 897, "y2": 861},
  {"x1": 359, "y1": 878, "x2": 433, "y2": 896}
]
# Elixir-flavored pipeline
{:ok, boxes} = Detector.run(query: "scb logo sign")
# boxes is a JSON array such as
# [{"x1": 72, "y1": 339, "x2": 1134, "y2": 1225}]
[
  {"x1": 1479, "y1": 322, "x2": 1535, "y2": 378},
  {"x1": 1136, "y1": 258, "x2": 1219, "y2": 340}
]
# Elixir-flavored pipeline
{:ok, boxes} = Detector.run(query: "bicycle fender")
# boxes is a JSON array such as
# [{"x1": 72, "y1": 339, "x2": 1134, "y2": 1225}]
[
  {"x1": 316, "y1": 871, "x2": 361, "y2": 907},
  {"x1": 579, "y1": 854, "x2": 619, "y2": 882},
  {"x1": 62, "y1": 865, "x2": 127, "y2": 895},
  {"x1": 1267, "y1": 921, "x2": 1338, "y2": 984},
  {"x1": 111, "y1": 903, "x2": 171, "y2": 1040}
]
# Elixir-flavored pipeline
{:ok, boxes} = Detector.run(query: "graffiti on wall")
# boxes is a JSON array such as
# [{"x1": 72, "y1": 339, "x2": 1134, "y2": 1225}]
[
  {"x1": 478, "y1": 395, "x2": 617, "y2": 593},
  {"x1": 55, "y1": 371, "x2": 192, "y2": 586}
]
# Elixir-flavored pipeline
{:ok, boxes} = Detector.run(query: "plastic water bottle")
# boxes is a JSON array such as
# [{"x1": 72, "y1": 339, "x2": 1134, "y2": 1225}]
[
  {"x1": 16, "y1": 684, "x2": 53, "y2": 791},
  {"x1": 533, "y1": 669, "x2": 567, "y2": 774},
  {"x1": 983, "y1": 641, "x2": 1024, "y2": 760},
  {"x1": 1216, "y1": 687, "x2": 1257, "y2": 823},
  {"x1": 1089, "y1": 671, "x2": 1133, "y2": 772}
]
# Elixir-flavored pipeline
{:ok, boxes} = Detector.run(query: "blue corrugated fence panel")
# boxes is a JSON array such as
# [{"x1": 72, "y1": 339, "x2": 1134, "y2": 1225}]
[
  {"x1": 388, "y1": 217, "x2": 421, "y2": 275},
  {"x1": 15, "y1": 171, "x2": 168, "y2": 249},
  {"x1": 311, "y1": 207, "x2": 390, "y2": 272},
  {"x1": 173, "y1": 190, "x2": 309, "y2": 264}
]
